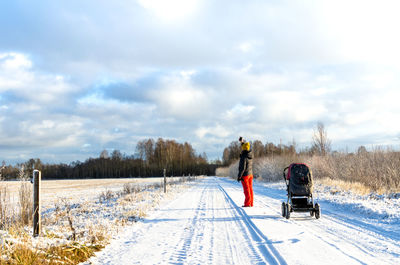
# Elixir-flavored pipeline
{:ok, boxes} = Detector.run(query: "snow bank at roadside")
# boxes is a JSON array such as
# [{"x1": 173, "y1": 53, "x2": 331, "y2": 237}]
[{"x1": 257, "y1": 180, "x2": 400, "y2": 222}]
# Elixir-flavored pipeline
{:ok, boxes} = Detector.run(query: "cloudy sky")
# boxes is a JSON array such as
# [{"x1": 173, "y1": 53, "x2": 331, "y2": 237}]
[{"x1": 1, "y1": 0, "x2": 400, "y2": 164}]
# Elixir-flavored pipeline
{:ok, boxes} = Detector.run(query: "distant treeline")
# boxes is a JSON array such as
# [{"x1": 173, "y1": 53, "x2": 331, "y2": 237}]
[
  {"x1": 219, "y1": 123, "x2": 400, "y2": 193},
  {"x1": 222, "y1": 123, "x2": 332, "y2": 166},
  {"x1": 222, "y1": 140, "x2": 297, "y2": 166},
  {"x1": 0, "y1": 138, "x2": 218, "y2": 180}
]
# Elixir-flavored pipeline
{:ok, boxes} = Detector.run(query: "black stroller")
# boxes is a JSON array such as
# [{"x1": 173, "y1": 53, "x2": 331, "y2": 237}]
[{"x1": 281, "y1": 163, "x2": 321, "y2": 219}]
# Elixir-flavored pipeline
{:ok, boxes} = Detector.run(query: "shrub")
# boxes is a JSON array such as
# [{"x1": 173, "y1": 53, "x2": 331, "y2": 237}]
[
  {"x1": 0, "y1": 184, "x2": 10, "y2": 229},
  {"x1": 18, "y1": 180, "x2": 32, "y2": 225},
  {"x1": 219, "y1": 149, "x2": 400, "y2": 193}
]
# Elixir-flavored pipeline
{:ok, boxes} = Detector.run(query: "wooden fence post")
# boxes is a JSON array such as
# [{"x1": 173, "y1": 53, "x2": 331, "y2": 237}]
[
  {"x1": 163, "y1": 168, "x2": 167, "y2": 193},
  {"x1": 33, "y1": 169, "x2": 41, "y2": 237}
]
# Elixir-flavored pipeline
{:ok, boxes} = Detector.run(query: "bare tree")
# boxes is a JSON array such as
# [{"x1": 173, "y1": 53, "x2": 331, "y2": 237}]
[
  {"x1": 111, "y1": 150, "x2": 122, "y2": 160},
  {"x1": 100, "y1": 150, "x2": 109, "y2": 159},
  {"x1": 18, "y1": 164, "x2": 27, "y2": 180},
  {"x1": 357, "y1": 145, "x2": 367, "y2": 154},
  {"x1": 222, "y1": 141, "x2": 242, "y2": 166},
  {"x1": 252, "y1": 140, "x2": 264, "y2": 158},
  {"x1": 0, "y1": 161, "x2": 5, "y2": 181},
  {"x1": 311, "y1": 122, "x2": 331, "y2": 156}
]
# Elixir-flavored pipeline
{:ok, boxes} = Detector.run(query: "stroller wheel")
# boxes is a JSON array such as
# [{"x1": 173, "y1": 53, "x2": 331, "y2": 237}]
[
  {"x1": 310, "y1": 210, "x2": 315, "y2": 217},
  {"x1": 315, "y1": 203, "x2": 321, "y2": 219},
  {"x1": 281, "y1": 202, "x2": 286, "y2": 217},
  {"x1": 285, "y1": 203, "x2": 291, "y2": 219}
]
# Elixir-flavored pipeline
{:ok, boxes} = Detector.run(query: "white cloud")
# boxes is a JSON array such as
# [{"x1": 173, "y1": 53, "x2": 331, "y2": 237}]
[
  {"x1": 315, "y1": 0, "x2": 400, "y2": 65},
  {"x1": 147, "y1": 72, "x2": 211, "y2": 120},
  {"x1": 223, "y1": 104, "x2": 255, "y2": 121},
  {"x1": 2, "y1": 1, "x2": 400, "y2": 162},
  {"x1": 0, "y1": 53, "x2": 34, "y2": 91},
  {"x1": 238, "y1": 42, "x2": 253, "y2": 53},
  {"x1": 0, "y1": 52, "x2": 78, "y2": 103},
  {"x1": 239, "y1": 63, "x2": 253, "y2": 73},
  {"x1": 0, "y1": 52, "x2": 32, "y2": 69},
  {"x1": 136, "y1": 0, "x2": 201, "y2": 23},
  {"x1": 180, "y1": 70, "x2": 196, "y2": 79},
  {"x1": 195, "y1": 124, "x2": 230, "y2": 139}
]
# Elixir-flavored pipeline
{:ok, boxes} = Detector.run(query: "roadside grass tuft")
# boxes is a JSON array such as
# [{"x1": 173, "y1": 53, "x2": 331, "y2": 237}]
[
  {"x1": 0, "y1": 184, "x2": 10, "y2": 230},
  {"x1": 18, "y1": 180, "x2": 32, "y2": 226},
  {"x1": 317, "y1": 178, "x2": 374, "y2": 195},
  {"x1": 98, "y1": 189, "x2": 115, "y2": 202},
  {"x1": 1, "y1": 242, "x2": 104, "y2": 265}
]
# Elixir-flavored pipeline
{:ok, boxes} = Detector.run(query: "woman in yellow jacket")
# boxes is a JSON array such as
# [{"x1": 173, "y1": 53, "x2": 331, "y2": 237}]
[{"x1": 237, "y1": 137, "x2": 254, "y2": 207}]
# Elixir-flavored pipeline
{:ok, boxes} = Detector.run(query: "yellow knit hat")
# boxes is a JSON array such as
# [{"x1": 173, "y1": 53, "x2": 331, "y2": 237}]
[{"x1": 241, "y1": 142, "x2": 250, "y2": 151}]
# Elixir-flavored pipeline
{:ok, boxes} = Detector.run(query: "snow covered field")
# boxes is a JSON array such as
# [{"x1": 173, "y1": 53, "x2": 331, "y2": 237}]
[
  {"x1": 2, "y1": 177, "x2": 178, "y2": 207},
  {"x1": 85, "y1": 176, "x2": 400, "y2": 265}
]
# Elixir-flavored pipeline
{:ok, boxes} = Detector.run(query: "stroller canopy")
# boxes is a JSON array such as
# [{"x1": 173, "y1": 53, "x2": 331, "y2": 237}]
[{"x1": 286, "y1": 163, "x2": 313, "y2": 196}]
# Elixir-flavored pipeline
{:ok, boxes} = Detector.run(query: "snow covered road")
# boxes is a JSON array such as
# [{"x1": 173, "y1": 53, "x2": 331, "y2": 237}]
[{"x1": 85, "y1": 177, "x2": 400, "y2": 264}]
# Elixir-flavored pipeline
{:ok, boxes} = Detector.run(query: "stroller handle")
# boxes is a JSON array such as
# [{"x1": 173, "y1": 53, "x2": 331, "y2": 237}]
[{"x1": 283, "y1": 166, "x2": 289, "y2": 185}]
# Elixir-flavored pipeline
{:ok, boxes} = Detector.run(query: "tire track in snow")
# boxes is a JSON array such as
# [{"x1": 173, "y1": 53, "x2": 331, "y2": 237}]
[
  {"x1": 217, "y1": 180, "x2": 287, "y2": 265},
  {"x1": 168, "y1": 178, "x2": 265, "y2": 264},
  {"x1": 250, "y1": 192, "x2": 374, "y2": 263},
  {"x1": 316, "y1": 209, "x2": 400, "y2": 259},
  {"x1": 251, "y1": 178, "x2": 400, "y2": 242},
  {"x1": 322, "y1": 207, "x2": 400, "y2": 242},
  {"x1": 201, "y1": 180, "x2": 257, "y2": 264},
  {"x1": 86, "y1": 177, "x2": 399, "y2": 264},
  {"x1": 219, "y1": 177, "x2": 400, "y2": 264},
  {"x1": 250, "y1": 183, "x2": 400, "y2": 263},
  {"x1": 253, "y1": 182, "x2": 388, "y2": 263},
  {"x1": 144, "y1": 182, "x2": 207, "y2": 264},
  {"x1": 212, "y1": 184, "x2": 265, "y2": 264},
  {"x1": 167, "y1": 183, "x2": 209, "y2": 264},
  {"x1": 258, "y1": 198, "x2": 371, "y2": 264}
]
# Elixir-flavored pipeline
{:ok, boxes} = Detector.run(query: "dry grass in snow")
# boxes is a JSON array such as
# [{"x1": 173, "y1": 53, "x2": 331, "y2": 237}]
[
  {"x1": 0, "y1": 176, "x2": 200, "y2": 264},
  {"x1": 217, "y1": 149, "x2": 400, "y2": 195}
]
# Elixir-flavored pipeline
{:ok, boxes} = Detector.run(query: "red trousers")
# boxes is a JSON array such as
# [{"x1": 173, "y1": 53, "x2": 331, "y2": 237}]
[{"x1": 241, "y1": 175, "x2": 254, "y2": 207}]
